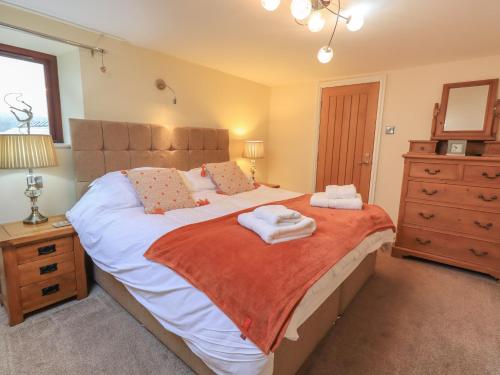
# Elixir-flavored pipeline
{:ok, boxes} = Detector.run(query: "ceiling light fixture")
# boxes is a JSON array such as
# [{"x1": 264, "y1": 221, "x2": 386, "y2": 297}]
[{"x1": 261, "y1": 0, "x2": 366, "y2": 63}]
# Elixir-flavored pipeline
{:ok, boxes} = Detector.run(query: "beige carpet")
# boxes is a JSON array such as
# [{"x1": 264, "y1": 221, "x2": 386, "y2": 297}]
[{"x1": 1, "y1": 251, "x2": 499, "y2": 375}]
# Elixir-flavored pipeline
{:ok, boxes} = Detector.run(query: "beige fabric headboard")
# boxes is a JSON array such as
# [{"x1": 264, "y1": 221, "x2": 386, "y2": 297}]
[{"x1": 70, "y1": 119, "x2": 230, "y2": 199}]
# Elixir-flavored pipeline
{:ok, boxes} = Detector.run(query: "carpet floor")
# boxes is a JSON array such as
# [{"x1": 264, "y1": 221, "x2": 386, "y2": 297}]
[{"x1": 1, "y1": 251, "x2": 499, "y2": 375}]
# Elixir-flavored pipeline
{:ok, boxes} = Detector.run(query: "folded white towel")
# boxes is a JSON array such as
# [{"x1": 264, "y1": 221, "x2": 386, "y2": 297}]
[
  {"x1": 310, "y1": 192, "x2": 363, "y2": 210},
  {"x1": 253, "y1": 205, "x2": 302, "y2": 226},
  {"x1": 238, "y1": 213, "x2": 316, "y2": 244},
  {"x1": 325, "y1": 184, "x2": 357, "y2": 199}
]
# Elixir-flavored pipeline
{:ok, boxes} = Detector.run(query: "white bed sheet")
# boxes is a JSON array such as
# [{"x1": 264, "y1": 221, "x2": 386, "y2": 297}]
[{"x1": 68, "y1": 182, "x2": 393, "y2": 375}]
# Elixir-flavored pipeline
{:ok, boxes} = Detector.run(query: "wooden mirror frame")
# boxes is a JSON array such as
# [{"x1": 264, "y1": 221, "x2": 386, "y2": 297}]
[{"x1": 431, "y1": 79, "x2": 499, "y2": 140}]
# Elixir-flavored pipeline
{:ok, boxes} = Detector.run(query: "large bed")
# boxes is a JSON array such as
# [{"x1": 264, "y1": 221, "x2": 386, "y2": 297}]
[{"x1": 68, "y1": 119, "x2": 394, "y2": 375}]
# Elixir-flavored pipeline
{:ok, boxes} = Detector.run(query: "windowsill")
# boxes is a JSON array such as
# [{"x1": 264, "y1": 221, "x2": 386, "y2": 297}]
[{"x1": 54, "y1": 143, "x2": 71, "y2": 149}]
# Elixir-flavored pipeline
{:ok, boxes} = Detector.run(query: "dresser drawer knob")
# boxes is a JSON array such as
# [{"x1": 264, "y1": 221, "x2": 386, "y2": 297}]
[
  {"x1": 41, "y1": 284, "x2": 60, "y2": 296},
  {"x1": 474, "y1": 221, "x2": 493, "y2": 230},
  {"x1": 481, "y1": 172, "x2": 500, "y2": 180},
  {"x1": 415, "y1": 237, "x2": 431, "y2": 245},
  {"x1": 478, "y1": 194, "x2": 498, "y2": 202},
  {"x1": 424, "y1": 168, "x2": 441, "y2": 175},
  {"x1": 39, "y1": 263, "x2": 58, "y2": 275},
  {"x1": 38, "y1": 244, "x2": 56, "y2": 256},
  {"x1": 469, "y1": 248, "x2": 488, "y2": 257},
  {"x1": 421, "y1": 188, "x2": 438, "y2": 196},
  {"x1": 418, "y1": 212, "x2": 435, "y2": 220}
]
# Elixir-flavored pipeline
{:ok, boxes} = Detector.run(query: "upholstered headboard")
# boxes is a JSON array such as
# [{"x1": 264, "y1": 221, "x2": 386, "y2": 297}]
[{"x1": 70, "y1": 119, "x2": 230, "y2": 199}]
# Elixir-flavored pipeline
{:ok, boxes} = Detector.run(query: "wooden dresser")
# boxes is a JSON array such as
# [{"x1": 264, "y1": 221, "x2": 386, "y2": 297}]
[
  {"x1": 0, "y1": 215, "x2": 88, "y2": 326},
  {"x1": 393, "y1": 153, "x2": 500, "y2": 280}
]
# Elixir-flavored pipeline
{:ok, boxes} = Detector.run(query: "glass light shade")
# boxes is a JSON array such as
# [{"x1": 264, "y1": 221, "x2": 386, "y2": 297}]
[
  {"x1": 307, "y1": 11, "x2": 326, "y2": 32},
  {"x1": 261, "y1": 0, "x2": 280, "y2": 11},
  {"x1": 243, "y1": 140, "x2": 265, "y2": 159},
  {"x1": 317, "y1": 46, "x2": 334, "y2": 63},
  {"x1": 346, "y1": 13, "x2": 364, "y2": 31},
  {"x1": 290, "y1": 0, "x2": 312, "y2": 20},
  {"x1": 0, "y1": 134, "x2": 58, "y2": 169}
]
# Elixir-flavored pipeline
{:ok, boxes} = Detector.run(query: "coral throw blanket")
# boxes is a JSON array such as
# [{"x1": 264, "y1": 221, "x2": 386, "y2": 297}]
[{"x1": 144, "y1": 195, "x2": 394, "y2": 354}]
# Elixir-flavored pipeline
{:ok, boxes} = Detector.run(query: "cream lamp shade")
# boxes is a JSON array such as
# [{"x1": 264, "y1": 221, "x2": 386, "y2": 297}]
[
  {"x1": 0, "y1": 134, "x2": 58, "y2": 169},
  {"x1": 243, "y1": 140, "x2": 265, "y2": 159}
]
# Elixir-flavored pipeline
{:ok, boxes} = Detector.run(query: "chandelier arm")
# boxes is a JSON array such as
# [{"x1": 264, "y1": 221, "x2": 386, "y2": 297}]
[
  {"x1": 327, "y1": 0, "x2": 341, "y2": 47},
  {"x1": 325, "y1": 6, "x2": 349, "y2": 22}
]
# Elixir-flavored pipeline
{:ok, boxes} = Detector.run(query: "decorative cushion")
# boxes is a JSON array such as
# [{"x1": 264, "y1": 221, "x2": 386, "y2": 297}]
[
  {"x1": 205, "y1": 161, "x2": 255, "y2": 195},
  {"x1": 180, "y1": 167, "x2": 217, "y2": 192},
  {"x1": 126, "y1": 168, "x2": 196, "y2": 214}
]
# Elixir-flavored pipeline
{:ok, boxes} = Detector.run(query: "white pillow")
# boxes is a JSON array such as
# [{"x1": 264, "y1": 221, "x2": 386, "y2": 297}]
[{"x1": 181, "y1": 167, "x2": 217, "y2": 192}]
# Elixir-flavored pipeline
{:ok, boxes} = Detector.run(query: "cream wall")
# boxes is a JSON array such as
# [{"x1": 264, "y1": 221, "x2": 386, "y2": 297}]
[
  {"x1": 0, "y1": 4, "x2": 270, "y2": 223},
  {"x1": 268, "y1": 54, "x2": 500, "y2": 222}
]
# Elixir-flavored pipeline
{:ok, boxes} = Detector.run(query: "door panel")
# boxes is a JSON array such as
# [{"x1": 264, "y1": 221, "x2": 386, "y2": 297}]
[{"x1": 316, "y1": 82, "x2": 380, "y2": 202}]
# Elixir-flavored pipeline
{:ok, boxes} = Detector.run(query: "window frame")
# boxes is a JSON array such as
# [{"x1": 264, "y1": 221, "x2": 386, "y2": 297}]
[{"x1": 0, "y1": 42, "x2": 63, "y2": 143}]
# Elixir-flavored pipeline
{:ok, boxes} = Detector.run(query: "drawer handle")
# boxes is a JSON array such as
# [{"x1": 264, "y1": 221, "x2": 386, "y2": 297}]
[
  {"x1": 474, "y1": 221, "x2": 493, "y2": 230},
  {"x1": 41, "y1": 284, "x2": 60, "y2": 296},
  {"x1": 478, "y1": 194, "x2": 498, "y2": 202},
  {"x1": 482, "y1": 172, "x2": 500, "y2": 180},
  {"x1": 469, "y1": 248, "x2": 488, "y2": 257},
  {"x1": 38, "y1": 244, "x2": 56, "y2": 256},
  {"x1": 39, "y1": 263, "x2": 58, "y2": 275},
  {"x1": 418, "y1": 212, "x2": 435, "y2": 220},
  {"x1": 421, "y1": 188, "x2": 438, "y2": 196},
  {"x1": 416, "y1": 237, "x2": 431, "y2": 245},
  {"x1": 424, "y1": 168, "x2": 441, "y2": 175}
]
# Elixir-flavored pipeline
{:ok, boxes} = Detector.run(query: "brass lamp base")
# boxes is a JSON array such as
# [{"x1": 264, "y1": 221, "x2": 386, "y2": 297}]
[{"x1": 23, "y1": 210, "x2": 48, "y2": 225}]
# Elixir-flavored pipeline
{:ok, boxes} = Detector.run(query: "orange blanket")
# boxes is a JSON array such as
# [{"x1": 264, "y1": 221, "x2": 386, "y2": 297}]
[{"x1": 144, "y1": 195, "x2": 394, "y2": 354}]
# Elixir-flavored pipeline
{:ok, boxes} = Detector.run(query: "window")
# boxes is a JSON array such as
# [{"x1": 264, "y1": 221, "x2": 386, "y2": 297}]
[{"x1": 0, "y1": 43, "x2": 63, "y2": 143}]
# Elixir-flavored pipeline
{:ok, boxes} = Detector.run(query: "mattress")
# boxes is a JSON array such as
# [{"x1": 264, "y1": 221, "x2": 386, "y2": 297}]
[{"x1": 67, "y1": 182, "x2": 393, "y2": 375}]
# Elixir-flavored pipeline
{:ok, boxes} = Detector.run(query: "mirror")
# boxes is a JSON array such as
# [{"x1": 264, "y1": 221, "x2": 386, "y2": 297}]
[{"x1": 432, "y1": 79, "x2": 498, "y2": 140}]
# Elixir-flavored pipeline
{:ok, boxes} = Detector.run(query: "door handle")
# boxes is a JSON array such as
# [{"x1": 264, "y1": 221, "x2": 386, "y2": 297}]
[{"x1": 358, "y1": 152, "x2": 372, "y2": 166}]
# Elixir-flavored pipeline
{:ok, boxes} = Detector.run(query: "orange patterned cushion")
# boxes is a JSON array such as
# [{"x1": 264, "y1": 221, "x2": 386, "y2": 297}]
[
  {"x1": 126, "y1": 168, "x2": 196, "y2": 214},
  {"x1": 205, "y1": 161, "x2": 255, "y2": 196}
]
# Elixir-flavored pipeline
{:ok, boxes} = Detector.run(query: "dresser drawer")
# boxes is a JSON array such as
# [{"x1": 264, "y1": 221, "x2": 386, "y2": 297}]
[
  {"x1": 463, "y1": 165, "x2": 500, "y2": 187},
  {"x1": 20, "y1": 272, "x2": 77, "y2": 313},
  {"x1": 407, "y1": 181, "x2": 500, "y2": 209},
  {"x1": 398, "y1": 226, "x2": 500, "y2": 270},
  {"x1": 17, "y1": 252, "x2": 75, "y2": 287},
  {"x1": 403, "y1": 202, "x2": 500, "y2": 241},
  {"x1": 16, "y1": 236, "x2": 73, "y2": 265},
  {"x1": 409, "y1": 162, "x2": 459, "y2": 180}
]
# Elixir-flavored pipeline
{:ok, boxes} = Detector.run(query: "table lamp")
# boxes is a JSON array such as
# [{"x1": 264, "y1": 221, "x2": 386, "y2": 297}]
[
  {"x1": 0, "y1": 134, "x2": 58, "y2": 224},
  {"x1": 243, "y1": 140, "x2": 265, "y2": 182}
]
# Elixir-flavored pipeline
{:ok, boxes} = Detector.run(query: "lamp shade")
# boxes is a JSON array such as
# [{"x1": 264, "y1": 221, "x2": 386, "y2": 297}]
[
  {"x1": 0, "y1": 134, "x2": 58, "y2": 169},
  {"x1": 243, "y1": 140, "x2": 265, "y2": 159}
]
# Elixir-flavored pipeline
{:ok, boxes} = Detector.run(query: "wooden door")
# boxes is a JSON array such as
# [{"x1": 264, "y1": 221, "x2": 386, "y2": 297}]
[{"x1": 315, "y1": 82, "x2": 380, "y2": 202}]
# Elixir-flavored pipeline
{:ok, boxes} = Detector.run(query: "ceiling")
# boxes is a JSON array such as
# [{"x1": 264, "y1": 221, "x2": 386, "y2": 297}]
[{"x1": 2, "y1": 0, "x2": 500, "y2": 86}]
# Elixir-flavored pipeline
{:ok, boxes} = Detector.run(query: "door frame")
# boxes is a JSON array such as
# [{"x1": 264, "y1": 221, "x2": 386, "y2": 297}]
[{"x1": 312, "y1": 74, "x2": 387, "y2": 203}]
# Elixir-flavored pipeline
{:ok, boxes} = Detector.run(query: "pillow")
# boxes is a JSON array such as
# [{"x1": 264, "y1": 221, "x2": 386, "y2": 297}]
[
  {"x1": 205, "y1": 161, "x2": 255, "y2": 196},
  {"x1": 126, "y1": 168, "x2": 196, "y2": 214},
  {"x1": 180, "y1": 167, "x2": 217, "y2": 192}
]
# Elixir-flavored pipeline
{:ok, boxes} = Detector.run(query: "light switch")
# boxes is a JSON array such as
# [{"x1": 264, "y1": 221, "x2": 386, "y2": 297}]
[{"x1": 385, "y1": 126, "x2": 396, "y2": 135}]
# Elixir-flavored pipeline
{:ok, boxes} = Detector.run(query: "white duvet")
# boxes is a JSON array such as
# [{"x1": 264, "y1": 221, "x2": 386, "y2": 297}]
[{"x1": 67, "y1": 172, "x2": 393, "y2": 375}]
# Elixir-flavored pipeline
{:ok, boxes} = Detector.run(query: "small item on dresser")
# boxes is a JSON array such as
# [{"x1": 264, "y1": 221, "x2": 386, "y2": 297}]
[
  {"x1": 237, "y1": 212, "x2": 316, "y2": 244},
  {"x1": 310, "y1": 192, "x2": 363, "y2": 210},
  {"x1": 52, "y1": 220, "x2": 71, "y2": 228},
  {"x1": 325, "y1": 184, "x2": 357, "y2": 199},
  {"x1": 253, "y1": 205, "x2": 302, "y2": 225},
  {"x1": 446, "y1": 140, "x2": 467, "y2": 156}
]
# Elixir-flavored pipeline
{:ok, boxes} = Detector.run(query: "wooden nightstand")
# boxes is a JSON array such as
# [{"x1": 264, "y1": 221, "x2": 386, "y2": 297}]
[
  {"x1": 0, "y1": 215, "x2": 88, "y2": 326},
  {"x1": 260, "y1": 182, "x2": 280, "y2": 188}
]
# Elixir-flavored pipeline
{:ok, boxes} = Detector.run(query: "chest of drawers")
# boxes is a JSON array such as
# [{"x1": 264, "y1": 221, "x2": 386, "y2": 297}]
[
  {"x1": 392, "y1": 153, "x2": 500, "y2": 280},
  {"x1": 0, "y1": 216, "x2": 88, "y2": 326}
]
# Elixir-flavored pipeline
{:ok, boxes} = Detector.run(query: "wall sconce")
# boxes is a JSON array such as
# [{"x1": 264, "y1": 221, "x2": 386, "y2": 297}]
[{"x1": 155, "y1": 79, "x2": 177, "y2": 104}]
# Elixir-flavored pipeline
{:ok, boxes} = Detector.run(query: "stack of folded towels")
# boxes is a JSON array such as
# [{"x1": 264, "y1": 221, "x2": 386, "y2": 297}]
[
  {"x1": 238, "y1": 205, "x2": 316, "y2": 244},
  {"x1": 310, "y1": 184, "x2": 363, "y2": 210}
]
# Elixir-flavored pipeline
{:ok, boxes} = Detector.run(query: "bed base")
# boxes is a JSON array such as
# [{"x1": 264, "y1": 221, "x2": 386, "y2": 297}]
[{"x1": 92, "y1": 251, "x2": 377, "y2": 375}]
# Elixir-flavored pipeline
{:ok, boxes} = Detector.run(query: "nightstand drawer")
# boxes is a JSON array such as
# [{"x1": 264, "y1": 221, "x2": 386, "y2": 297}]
[
  {"x1": 16, "y1": 236, "x2": 73, "y2": 265},
  {"x1": 21, "y1": 272, "x2": 77, "y2": 313},
  {"x1": 18, "y1": 252, "x2": 76, "y2": 286}
]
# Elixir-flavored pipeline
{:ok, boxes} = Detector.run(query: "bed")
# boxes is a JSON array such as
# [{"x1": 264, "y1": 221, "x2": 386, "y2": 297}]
[{"x1": 68, "y1": 119, "x2": 394, "y2": 375}]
